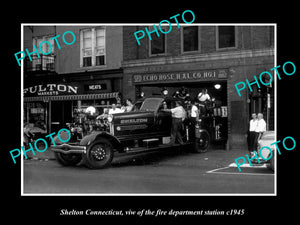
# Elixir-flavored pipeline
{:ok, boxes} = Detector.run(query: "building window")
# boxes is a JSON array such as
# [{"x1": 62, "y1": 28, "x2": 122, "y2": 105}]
[
  {"x1": 34, "y1": 36, "x2": 55, "y2": 54},
  {"x1": 95, "y1": 28, "x2": 105, "y2": 65},
  {"x1": 182, "y1": 26, "x2": 199, "y2": 52},
  {"x1": 82, "y1": 29, "x2": 92, "y2": 67},
  {"x1": 149, "y1": 27, "x2": 166, "y2": 55},
  {"x1": 83, "y1": 56, "x2": 92, "y2": 67},
  {"x1": 217, "y1": 26, "x2": 237, "y2": 49},
  {"x1": 80, "y1": 27, "x2": 106, "y2": 67},
  {"x1": 32, "y1": 36, "x2": 55, "y2": 71}
]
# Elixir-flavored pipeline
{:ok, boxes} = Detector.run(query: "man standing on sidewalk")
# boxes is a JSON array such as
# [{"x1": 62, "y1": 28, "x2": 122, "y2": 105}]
[
  {"x1": 248, "y1": 113, "x2": 258, "y2": 156},
  {"x1": 255, "y1": 113, "x2": 267, "y2": 141},
  {"x1": 250, "y1": 113, "x2": 266, "y2": 160}
]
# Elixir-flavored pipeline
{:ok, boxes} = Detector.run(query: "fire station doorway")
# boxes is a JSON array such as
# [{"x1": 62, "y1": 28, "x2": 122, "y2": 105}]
[{"x1": 135, "y1": 80, "x2": 228, "y2": 149}]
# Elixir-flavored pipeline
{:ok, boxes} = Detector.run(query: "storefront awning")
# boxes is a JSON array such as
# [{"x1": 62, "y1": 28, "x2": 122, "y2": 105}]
[{"x1": 24, "y1": 92, "x2": 119, "y2": 102}]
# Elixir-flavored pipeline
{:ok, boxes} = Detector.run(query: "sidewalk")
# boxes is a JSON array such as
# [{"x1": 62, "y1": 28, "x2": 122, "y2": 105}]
[{"x1": 24, "y1": 147, "x2": 55, "y2": 161}]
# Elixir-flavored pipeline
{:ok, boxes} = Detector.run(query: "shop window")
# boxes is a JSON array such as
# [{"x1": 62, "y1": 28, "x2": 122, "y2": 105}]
[
  {"x1": 217, "y1": 26, "x2": 237, "y2": 49},
  {"x1": 80, "y1": 27, "x2": 106, "y2": 67},
  {"x1": 24, "y1": 102, "x2": 47, "y2": 130},
  {"x1": 150, "y1": 27, "x2": 166, "y2": 56},
  {"x1": 182, "y1": 26, "x2": 199, "y2": 52}
]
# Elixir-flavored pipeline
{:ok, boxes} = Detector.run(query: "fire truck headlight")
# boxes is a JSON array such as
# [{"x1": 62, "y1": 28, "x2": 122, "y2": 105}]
[{"x1": 108, "y1": 116, "x2": 113, "y2": 123}]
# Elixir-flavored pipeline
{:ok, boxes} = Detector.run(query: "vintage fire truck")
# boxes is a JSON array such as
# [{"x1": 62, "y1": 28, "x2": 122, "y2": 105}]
[{"x1": 51, "y1": 97, "x2": 220, "y2": 169}]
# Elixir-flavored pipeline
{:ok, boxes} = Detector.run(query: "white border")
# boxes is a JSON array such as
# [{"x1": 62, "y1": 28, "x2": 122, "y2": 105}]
[{"x1": 21, "y1": 23, "x2": 277, "y2": 196}]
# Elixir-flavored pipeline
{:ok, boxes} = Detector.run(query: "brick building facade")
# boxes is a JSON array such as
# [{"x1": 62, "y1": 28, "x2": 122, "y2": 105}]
[
  {"x1": 22, "y1": 24, "x2": 274, "y2": 150},
  {"x1": 122, "y1": 25, "x2": 275, "y2": 149},
  {"x1": 23, "y1": 25, "x2": 123, "y2": 133}
]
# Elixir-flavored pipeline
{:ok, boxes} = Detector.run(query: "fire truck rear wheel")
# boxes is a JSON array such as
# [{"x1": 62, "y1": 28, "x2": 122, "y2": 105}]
[
  {"x1": 194, "y1": 131, "x2": 210, "y2": 153},
  {"x1": 84, "y1": 139, "x2": 114, "y2": 169}
]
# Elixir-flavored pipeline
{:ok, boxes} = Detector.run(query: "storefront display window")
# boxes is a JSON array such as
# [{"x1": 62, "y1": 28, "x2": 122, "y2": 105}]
[
  {"x1": 24, "y1": 102, "x2": 47, "y2": 130},
  {"x1": 73, "y1": 99, "x2": 113, "y2": 117}
]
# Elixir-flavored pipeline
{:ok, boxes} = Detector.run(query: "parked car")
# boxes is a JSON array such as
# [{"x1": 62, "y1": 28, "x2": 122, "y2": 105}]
[
  {"x1": 257, "y1": 130, "x2": 275, "y2": 171},
  {"x1": 51, "y1": 97, "x2": 211, "y2": 169}
]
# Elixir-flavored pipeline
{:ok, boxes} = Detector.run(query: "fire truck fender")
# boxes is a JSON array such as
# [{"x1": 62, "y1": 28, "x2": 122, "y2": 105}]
[{"x1": 80, "y1": 131, "x2": 123, "y2": 152}]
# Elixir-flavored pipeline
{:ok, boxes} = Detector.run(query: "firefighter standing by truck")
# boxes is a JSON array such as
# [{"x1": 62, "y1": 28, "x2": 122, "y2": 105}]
[{"x1": 164, "y1": 101, "x2": 186, "y2": 145}]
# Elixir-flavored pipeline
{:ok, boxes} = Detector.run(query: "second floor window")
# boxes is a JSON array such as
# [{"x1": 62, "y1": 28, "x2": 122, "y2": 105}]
[
  {"x1": 217, "y1": 26, "x2": 237, "y2": 49},
  {"x1": 182, "y1": 26, "x2": 199, "y2": 52},
  {"x1": 149, "y1": 26, "x2": 166, "y2": 56},
  {"x1": 31, "y1": 36, "x2": 55, "y2": 71},
  {"x1": 82, "y1": 29, "x2": 92, "y2": 67},
  {"x1": 34, "y1": 36, "x2": 55, "y2": 55},
  {"x1": 80, "y1": 27, "x2": 106, "y2": 67}
]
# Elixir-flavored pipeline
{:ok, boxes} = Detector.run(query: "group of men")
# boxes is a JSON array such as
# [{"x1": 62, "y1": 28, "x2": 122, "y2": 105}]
[
  {"x1": 248, "y1": 113, "x2": 267, "y2": 157},
  {"x1": 105, "y1": 99, "x2": 134, "y2": 115},
  {"x1": 163, "y1": 100, "x2": 201, "y2": 145},
  {"x1": 167, "y1": 100, "x2": 268, "y2": 151},
  {"x1": 162, "y1": 88, "x2": 211, "y2": 145}
]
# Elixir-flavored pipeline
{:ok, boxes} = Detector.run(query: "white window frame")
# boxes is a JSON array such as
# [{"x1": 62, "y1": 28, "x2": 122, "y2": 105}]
[
  {"x1": 95, "y1": 27, "x2": 106, "y2": 66},
  {"x1": 80, "y1": 27, "x2": 106, "y2": 67},
  {"x1": 181, "y1": 25, "x2": 201, "y2": 54},
  {"x1": 216, "y1": 26, "x2": 238, "y2": 50}
]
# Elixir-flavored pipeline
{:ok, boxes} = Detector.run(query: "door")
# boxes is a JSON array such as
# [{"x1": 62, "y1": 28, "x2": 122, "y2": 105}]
[
  {"x1": 50, "y1": 101, "x2": 72, "y2": 132},
  {"x1": 156, "y1": 102, "x2": 172, "y2": 136}
]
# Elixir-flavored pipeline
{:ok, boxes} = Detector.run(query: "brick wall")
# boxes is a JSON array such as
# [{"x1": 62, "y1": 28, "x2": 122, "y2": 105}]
[
  {"x1": 123, "y1": 26, "x2": 138, "y2": 60},
  {"x1": 123, "y1": 25, "x2": 275, "y2": 150},
  {"x1": 201, "y1": 26, "x2": 216, "y2": 53},
  {"x1": 124, "y1": 25, "x2": 274, "y2": 60}
]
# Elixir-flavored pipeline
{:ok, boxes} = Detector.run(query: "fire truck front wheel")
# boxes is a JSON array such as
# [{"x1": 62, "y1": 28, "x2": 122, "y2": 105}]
[
  {"x1": 84, "y1": 139, "x2": 114, "y2": 169},
  {"x1": 54, "y1": 153, "x2": 82, "y2": 166}
]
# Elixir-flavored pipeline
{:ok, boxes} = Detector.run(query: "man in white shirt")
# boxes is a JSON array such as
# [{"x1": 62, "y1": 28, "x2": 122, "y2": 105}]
[
  {"x1": 198, "y1": 88, "x2": 211, "y2": 102},
  {"x1": 249, "y1": 113, "x2": 266, "y2": 159},
  {"x1": 108, "y1": 103, "x2": 124, "y2": 115},
  {"x1": 248, "y1": 113, "x2": 258, "y2": 154},
  {"x1": 255, "y1": 113, "x2": 266, "y2": 140},
  {"x1": 189, "y1": 102, "x2": 199, "y2": 141},
  {"x1": 190, "y1": 103, "x2": 199, "y2": 119},
  {"x1": 197, "y1": 89, "x2": 211, "y2": 116},
  {"x1": 165, "y1": 101, "x2": 186, "y2": 145}
]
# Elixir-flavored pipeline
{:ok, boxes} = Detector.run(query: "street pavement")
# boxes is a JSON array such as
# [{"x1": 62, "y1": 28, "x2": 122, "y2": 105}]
[{"x1": 23, "y1": 146, "x2": 274, "y2": 194}]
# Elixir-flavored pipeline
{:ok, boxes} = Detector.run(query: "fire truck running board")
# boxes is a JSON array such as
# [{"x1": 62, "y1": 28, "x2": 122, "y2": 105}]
[{"x1": 116, "y1": 143, "x2": 192, "y2": 157}]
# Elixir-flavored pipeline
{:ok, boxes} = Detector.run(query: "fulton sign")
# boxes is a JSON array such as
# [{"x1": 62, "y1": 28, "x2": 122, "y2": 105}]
[{"x1": 24, "y1": 84, "x2": 79, "y2": 97}]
